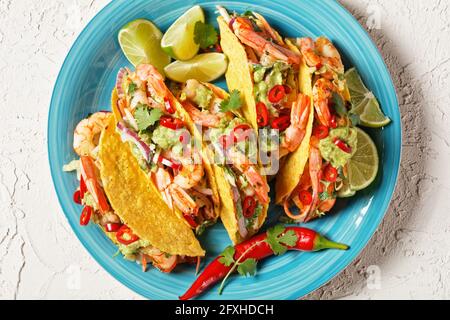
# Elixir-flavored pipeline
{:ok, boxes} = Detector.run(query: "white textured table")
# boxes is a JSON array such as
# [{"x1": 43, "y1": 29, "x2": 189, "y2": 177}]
[{"x1": 0, "y1": 0, "x2": 449, "y2": 300}]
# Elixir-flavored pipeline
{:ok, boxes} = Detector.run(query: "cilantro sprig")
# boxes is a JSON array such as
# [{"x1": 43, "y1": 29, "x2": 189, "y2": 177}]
[
  {"x1": 194, "y1": 21, "x2": 218, "y2": 49},
  {"x1": 134, "y1": 105, "x2": 163, "y2": 131},
  {"x1": 217, "y1": 225, "x2": 298, "y2": 294},
  {"x1": 220, "y1": 90, "x2": 242, "y2": 112}
]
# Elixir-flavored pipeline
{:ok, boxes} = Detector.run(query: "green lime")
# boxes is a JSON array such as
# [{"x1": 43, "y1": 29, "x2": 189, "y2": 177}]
[
  {"x1": 345, "y1": 68, "x2": 391, "y2": 128},
  {"x1": 164, "y1": 53, "x2": 228, "y2": 83},
  {"x1": 161, "y1": 5, "x2": 205, "y2": 61},
  {"x1": 337, "y1": 178, "x2": 356, "y2": 198},
  {"x1": 347, "y1": 128, "x2": 379, "y2": 191},
  {"x1": 118, "y1": 19, "x2": 171, "y2": 74}
]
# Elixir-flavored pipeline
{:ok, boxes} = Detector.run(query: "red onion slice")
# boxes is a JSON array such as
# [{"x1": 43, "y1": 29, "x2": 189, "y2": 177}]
[{"x1": 117, "y1": 122, "x2": 153, "y2": 162}]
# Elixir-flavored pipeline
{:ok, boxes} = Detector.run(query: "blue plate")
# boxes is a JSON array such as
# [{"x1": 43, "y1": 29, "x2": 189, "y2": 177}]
[{"x1": 48, "y1": 0, "x2": 401, "y2": 300}]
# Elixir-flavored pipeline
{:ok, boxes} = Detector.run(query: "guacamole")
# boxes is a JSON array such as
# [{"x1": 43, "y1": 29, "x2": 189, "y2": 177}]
[
  {"x1": 252, "y1": 62, "x2": 290, "y2": 111},
  {"x1": 194, "y1": 85, "x2": 213, "y2": 110},
  {"x1": 117, "y1": 239, "x2": 151, "y2": 260},
  {"x1": 319, "y1": 127, "x2": 357, "y2": 168},
  {"x1": 151, "y1": 125, "x2": 185, "y2": 150}
]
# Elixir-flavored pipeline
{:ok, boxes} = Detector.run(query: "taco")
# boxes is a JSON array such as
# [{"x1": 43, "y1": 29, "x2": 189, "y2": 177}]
[
  {"x1": 216, "y1": 7, "x2": 311, "y2": 165},
  {"x1": 111, "y1": 64, "x2": 221, "y2": 234},
  {"x1": 177, "y1": 79, "x2": 270, "y2": 244},
  {"x1": 281, "y1": 37, "x2": 356, "y2": 222},
  {"x1": 65, "y1": 113, "x2": 204, "y2": 273}
]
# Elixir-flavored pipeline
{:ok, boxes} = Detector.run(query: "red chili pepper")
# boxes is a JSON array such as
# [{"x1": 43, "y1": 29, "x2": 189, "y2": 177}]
[
  {"x1": 333, "y1": 138, "x2": 352, "y2": 153},
  {"x1": 183, "y1": 213, "x2": 198, "y2": 228},
  {"x1": 116, "y1": 225, "x2": 139, "y2": 245},
  {"x1": 231, "y1": 124, "x2": 252, "y2": 143},
  {"x1": 218, "y1": 134, "x2": 234, "y2": 150},
  {"x1": 299, "y1": 190, "x2": 313, "y2": 206},
  {"x1": 80, "y1": 206, "x2": 93, "y2": 226},
  {"x1": 80, "y1": 175, "x2": 87, "y2": 199},
  {"x1": 271, "y1": 115, "x2": 291, "y2": 131},
  {"x1": 242, "y1": 196, "x2": 256, "y2": 218},
  {"x1": 164, "y1": 97, "x2": 176, "y2": 114},
  {"x1": 268, "y1": 85, "x2": 286, "y2": 103},
  {"x1": 215, "y1": 43, "x2": 223, "y2": 53},
  {"x1": 73, "y1": 190, "x2": 82, "y2": 205},
  {"x1": 324, "y1": 164, "x2": 338, "y2": 182},
  {"x1": 313, "y1": 125, "x2": 329, "y2": 140},
  {"x1": 283, "y1": 85, "x2": 292, "y2": 94},
  {"x1": 330, "y1": 114, "x2": 338, "y2": 129},
  {"x1": 105, "y1": 223, "x2": 122, "y2": 233},
  {"x1": 179, "y1": 227, "x2": 348, "y2": 300},
  {"x1": 256, "y1": 102, "x2": 269, "y2": 127},
  {"x1": 160, "y1": 116, "x2": 185, "y2": 130},
  {"x1": 158, "y1": 156, "x2": 182, "y2": 171}
]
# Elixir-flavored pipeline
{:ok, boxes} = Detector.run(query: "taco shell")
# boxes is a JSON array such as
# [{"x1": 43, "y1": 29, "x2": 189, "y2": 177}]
[{"x1": 98, "y1": 116, "x2": 205, "y2": 257}]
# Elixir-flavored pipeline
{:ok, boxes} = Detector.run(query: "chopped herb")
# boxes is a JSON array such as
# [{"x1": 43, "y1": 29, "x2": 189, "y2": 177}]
[
  {"x1": 128, "y1": 82, "x2": 137, "y2": 95},
  {"x1": 278, "y1": 215, "x2": 299, "y2": 224},
  {"x1": 332, "y1": 92, "x2": 347, "y2": 117},
  {"x1": 242, "y1": 10, "x2": 254, "y2": 17},
  {"x1": 194, "y1": 21, "x2": 218, "y2": 49},
  {"x1": 218, "y1": 246, "x2": 236, "y2": 267},
  {"x1": 349, "y1": 113, "x2": 361, "y2": 126},
  {"x1": 134, "y1": 105, "x2": 163, "y2": 131},
  {"x1": 237, "y1": 258, "x2": 257, "y2": 277},
  {"x1": 220, "y1": 90, "x2": 242, "y2": 112},
  {"x1": 265, "y1": 224, "x2": 298, "y2": 255},
  {"x1": 319, "y1": 191, "x2": 330, "y2": 201}
]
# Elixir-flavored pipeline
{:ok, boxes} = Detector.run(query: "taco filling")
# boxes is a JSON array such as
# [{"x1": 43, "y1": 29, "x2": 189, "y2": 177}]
[
  {"x1": 113, "y1": 65, "x2": 218, "y2": 232},
  {"x1": 179, "y1": 79, "x2": 269, "y2": 240},
  {"x1": 217, "y1": 7, "x2": 310, "y2": 160}
]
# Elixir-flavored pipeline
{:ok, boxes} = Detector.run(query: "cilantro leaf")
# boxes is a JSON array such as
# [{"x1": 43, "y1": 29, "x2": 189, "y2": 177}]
[
  {"x1": 194, "y1": 21, "x2": 218, "y2": 49},
  {"x1": 332, "y1": 92, "x2": 347, "y2": 117},
  {"x1": 134, "y1": 106, "x2": 163, "y2": 131},
  {"x1": 266, "y1": 225, "x2": 298, "y2": 255},
  {"x1": 237, "y1": 258, "x2": 257, "y2": 277},
  {"x1": 319, "y1": 191, "x2": 330, "y2": 201},
  {"x1": 128, "y1": 82, "x2": 137, "y2": 95},
  {"x1": 218, "y1": 246, "x2": 236, "y2": 267},
  {"x1": 220, "y1": 90, "x2": 242, "y2": 112}
]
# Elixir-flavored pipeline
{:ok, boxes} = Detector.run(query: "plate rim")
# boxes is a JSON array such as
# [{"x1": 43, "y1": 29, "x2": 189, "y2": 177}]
[{"x1": 48, "y1": 0, "x2": 402, "y2": 300}]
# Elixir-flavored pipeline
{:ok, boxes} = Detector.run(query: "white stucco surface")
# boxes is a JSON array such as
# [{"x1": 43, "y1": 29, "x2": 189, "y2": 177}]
[{"x1": 0, "y1": 0, "x2": 449, "y2": 299}]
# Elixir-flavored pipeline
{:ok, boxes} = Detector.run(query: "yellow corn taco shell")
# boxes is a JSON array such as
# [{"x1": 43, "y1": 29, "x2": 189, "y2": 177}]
[
  {"x1": 98, "y1": 116, "x2": 205, "y2": 257},
  {"x1": 275, "y1": 55, "x2": 315, "y2": 204},
  {"x1": 218, "y1": 17, "x2": 259, "y2": 132},
  {"x1": 181, "y1": 81, "x2": 269, "y2": 244},
  {"x1": 111, "y1": 88, "x2": 221, "y2": 228}
]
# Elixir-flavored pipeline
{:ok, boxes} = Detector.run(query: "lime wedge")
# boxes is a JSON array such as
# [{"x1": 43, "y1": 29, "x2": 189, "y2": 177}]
[
  {"x1": 161, "y1": 5, "x2": 205, "y2": 61},
  {"x1": 118, "y1": 19, "x2": 171, "y2": 74},
  {"x1": 345, "y1": 68, "x2": 391, "y2": 128},
  {"x1": 337, "y1": 178, "x2": 356, "y2": 198},
  {"x1": 164, "y1": 53, "x2": 228, "y2": 83},
  {"x1": 347, "y1": 128, "x2": 379, "y2": 191}
]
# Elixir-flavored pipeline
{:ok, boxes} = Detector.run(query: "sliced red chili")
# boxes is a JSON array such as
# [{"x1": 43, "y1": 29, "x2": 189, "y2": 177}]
[
  {"x1": 160, "y1": 116, "x2": 185, "y2": 130},
  {"x1": 271, "y1": 115, "x2": 291, "y2": 131},
  {"x1": 268, "y1": 85, "x2": 286, "y2": 103},
  {"x1": 158, "y1": 156, "x2": 182, "y2": 171},
  {"x1": 231, "y1": 124, "x2": 252, "y2": 143},
  {"x1": 73, "y1": 190, "x2": 82, "y2": 205},
  {"x1": 324, "y1": 164, "x2": 338, "y2": 183},
  {"x1": 80, "y1": 176, "x2": 87, "y2": 198},
  {"x1": 183, "y1": 214, "x2": 199, "y2": 228},
  {"x1": 116, "y1": 225, "x2": 139, "y2": 245},
  {"x1": 218, "y1": 134, "x2": 234, "y2": 150},
  {"x1": 256, "y1": 102, "x2": 269, "y2": 127},
  {"x1": 215, "y1": 43, "x2": 223, "y2": 53},
  {"x1": 313, "y1": 125, "x2": 329, "y2": 140},
  {"x1": 164, "y1": 97, "x2": 176, "y2": 114},
  {"x1": 333, "y1": 138, "x2": 352, "y2": 153},
  {"x1": 80, "y1": 206, "x2": 93, "y2": 226},
  {"x1": 243, "y1": 196, "x2": 257, "y2": 218},
  {"x1": 283, "y1": 85, "x2": 292, "y2": 94},
  {"x1": 330, "y1": 114, "x2": 338, "y2": 129},
  {"x1": 105, "y1": 223, "x2": 122, "y2": 233},
  {"x1": 179, "y1": 131, "x2": 190, "y2": 144},
  {"x1": 299, "y1": 190, "x2": 313, "y2": 206}
]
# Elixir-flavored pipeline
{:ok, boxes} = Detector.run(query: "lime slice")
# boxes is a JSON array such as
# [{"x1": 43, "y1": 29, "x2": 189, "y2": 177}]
[
  {"x1": 345, "y1": 68, "x2": 391, "y2": 128},
  {"x1": 337, "y1": 178, "x2": 356, "y2": 198},
  {"x1": 118, "y1": 19, "x2": 171, "y2": 74},
  {"x1": 347, "y1": 128, "x2": 379, "y2": 191},
  {"x1": 161, "y1": 5, "x2": 204, "y2": 61},
  {"x1": 164, "y1": 53, "x2": 228, "y2": 83}
]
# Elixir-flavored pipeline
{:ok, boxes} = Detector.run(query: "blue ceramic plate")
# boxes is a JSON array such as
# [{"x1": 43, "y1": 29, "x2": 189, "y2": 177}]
[{"x1": 48, "y1": 0, "x2": 401, "y2": 300}]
